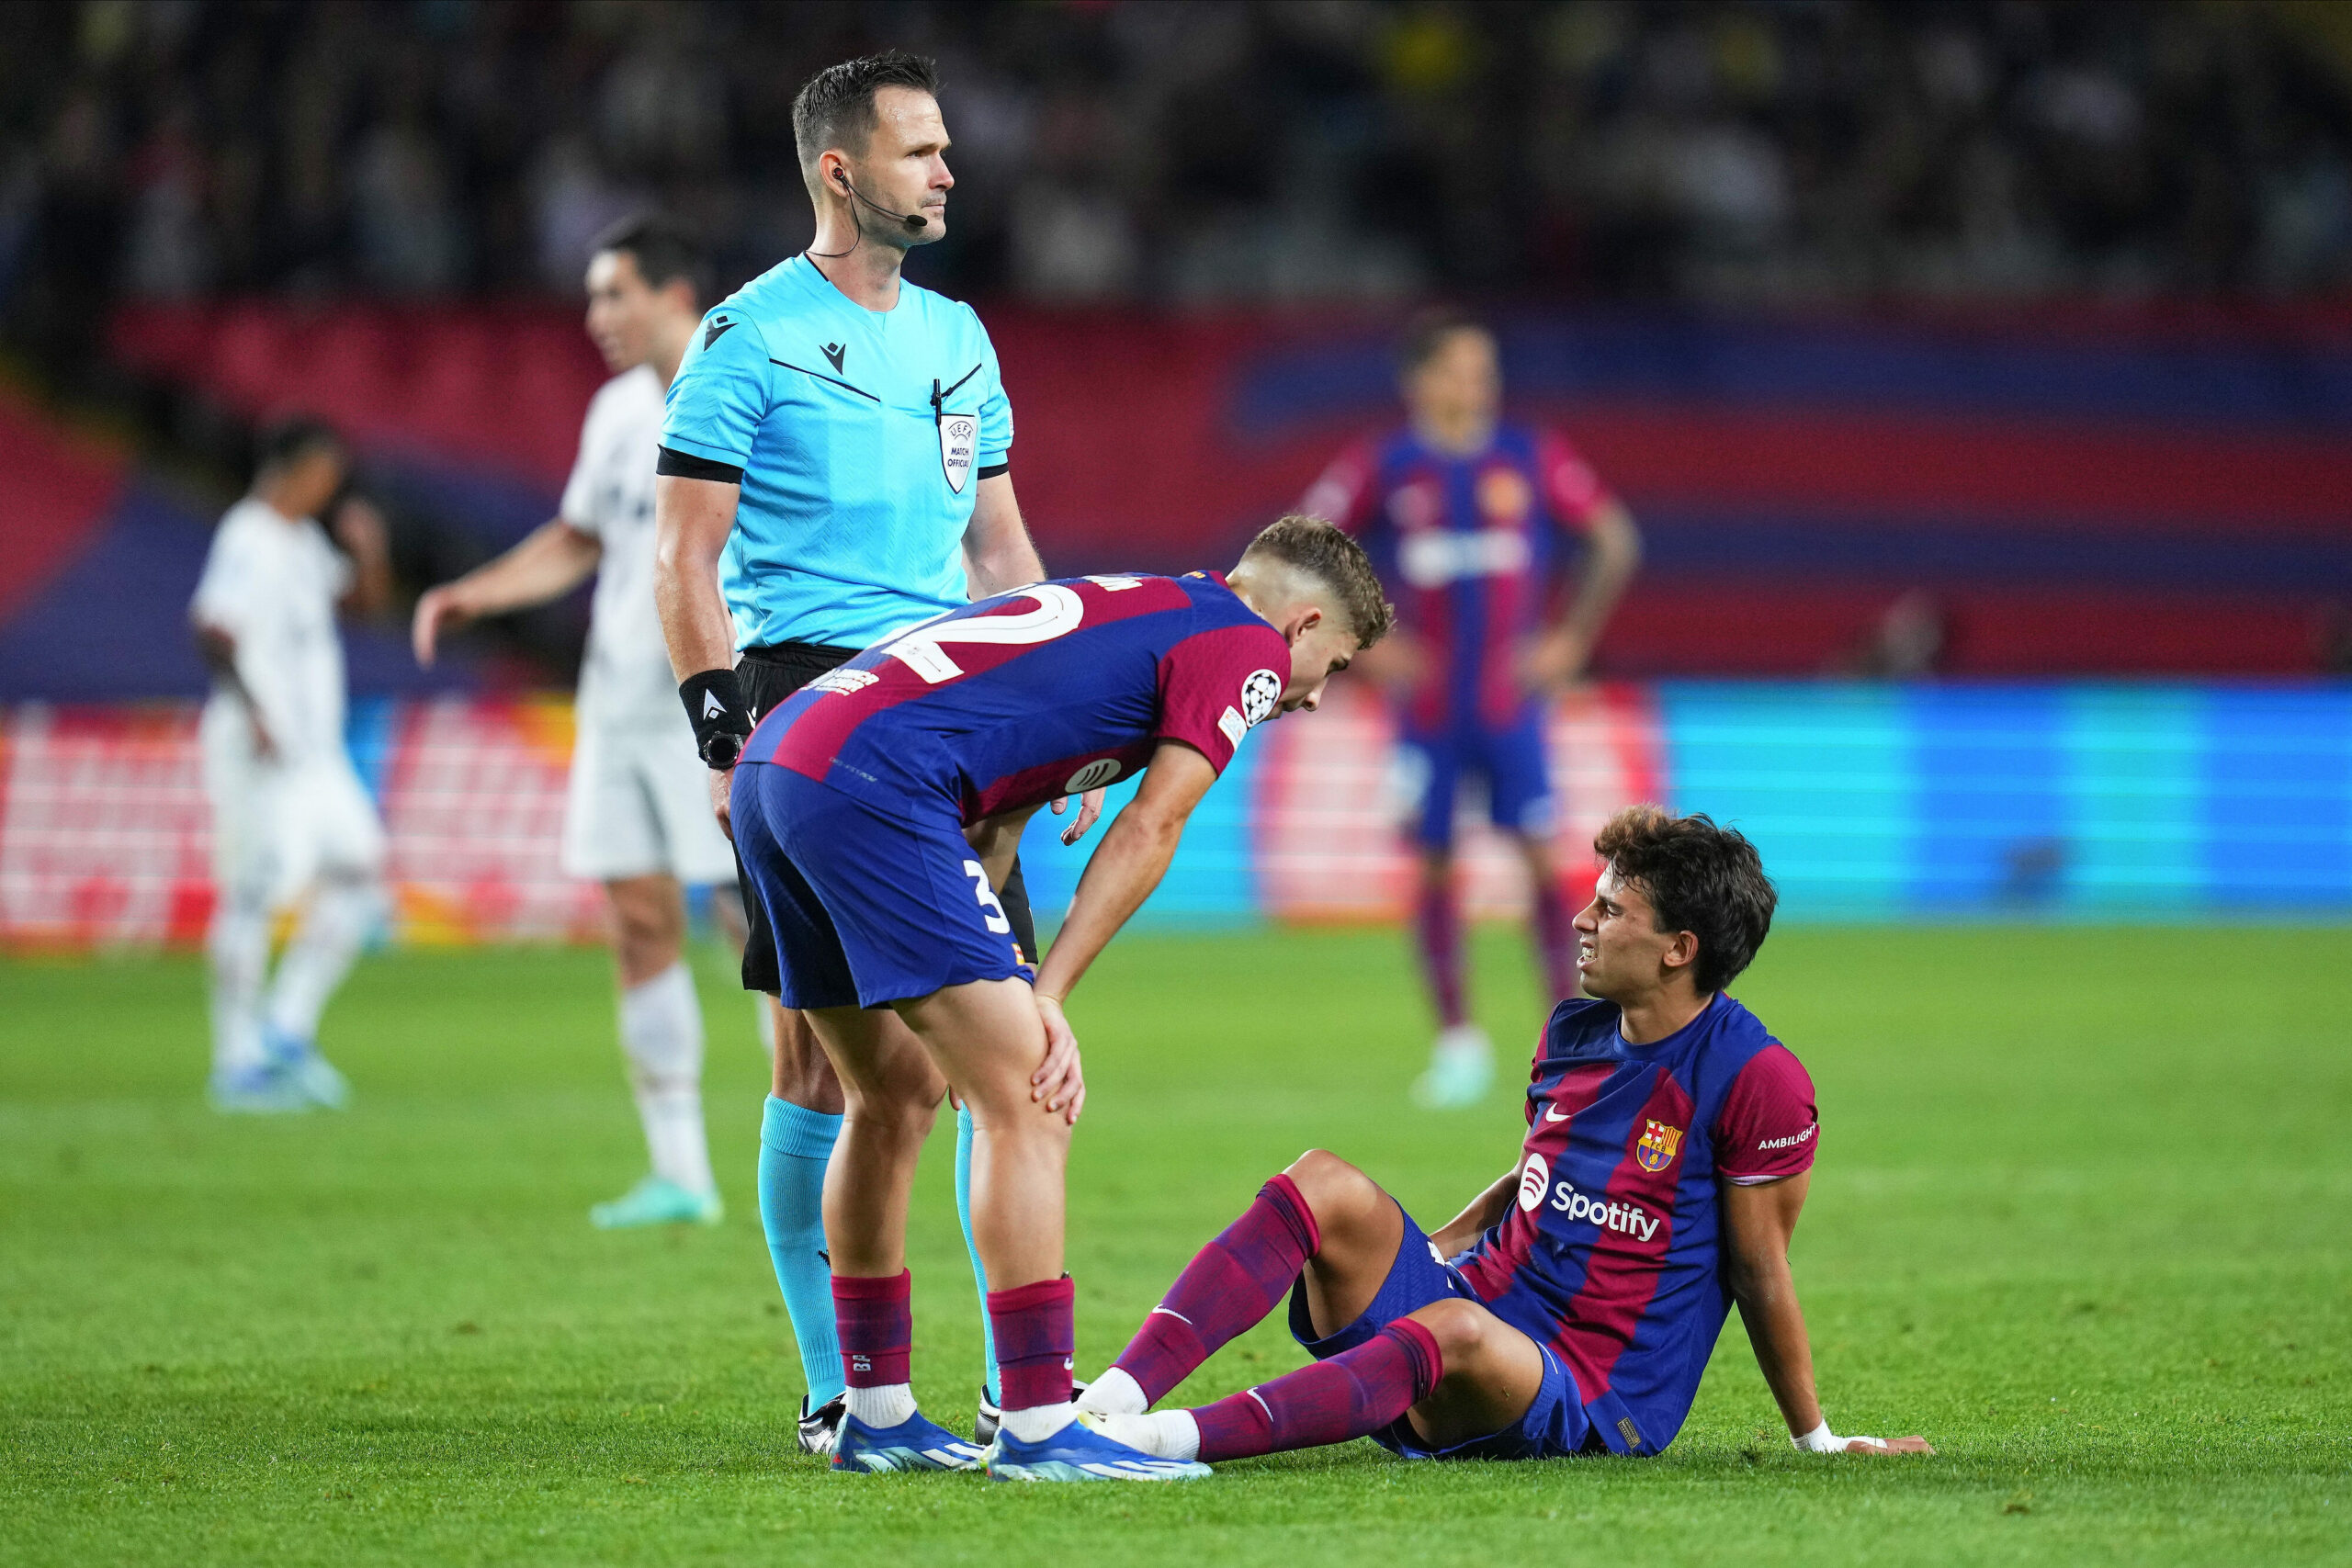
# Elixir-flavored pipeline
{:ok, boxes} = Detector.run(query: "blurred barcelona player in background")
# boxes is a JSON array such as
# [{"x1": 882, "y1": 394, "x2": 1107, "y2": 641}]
[{"x1": 1304, "y1": 311, "x2": 1641, "y2": 1108}]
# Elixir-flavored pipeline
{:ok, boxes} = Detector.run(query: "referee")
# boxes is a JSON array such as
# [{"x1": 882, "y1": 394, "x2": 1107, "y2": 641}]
[{"x1": 652, "y1": 51, "x2": 1087, "y2": 1456}]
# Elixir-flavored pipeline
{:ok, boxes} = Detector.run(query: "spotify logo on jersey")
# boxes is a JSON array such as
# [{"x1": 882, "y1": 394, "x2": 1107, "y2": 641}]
[
  {"x1": 1517, "y1": 1153, "x2": 1550, "y2": 1213},
  {"x1": 1064, "y1": 758, "x2": 1121, "y2": 793}
]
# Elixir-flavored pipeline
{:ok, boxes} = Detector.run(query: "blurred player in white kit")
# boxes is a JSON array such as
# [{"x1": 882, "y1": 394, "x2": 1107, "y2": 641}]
[
  {"x1": 413, "y1": 215, "x2": 741, "y2": 1229},
  {"x1": 192, "y1": 418, "x2": 392, "y2": 1114}
]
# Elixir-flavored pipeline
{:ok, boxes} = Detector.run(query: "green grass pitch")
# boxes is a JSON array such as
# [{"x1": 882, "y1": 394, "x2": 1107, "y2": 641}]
[{"x1": 3, "y1": 925, "x2": 2347, "y2": 1566}]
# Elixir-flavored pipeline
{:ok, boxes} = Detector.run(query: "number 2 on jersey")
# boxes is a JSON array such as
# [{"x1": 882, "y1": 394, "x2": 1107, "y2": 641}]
[{"x1": 884, "y1": 582, "x2": 1088, "y2": 683}]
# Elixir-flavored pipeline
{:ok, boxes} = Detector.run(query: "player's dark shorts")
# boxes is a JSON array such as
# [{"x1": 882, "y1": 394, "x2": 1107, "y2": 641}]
[
  {"x1": 1396, "y1": 705, "x2": 1554, "y2": 850},
  {"x1": 1286, "y1": 1201, "x2": 1593, "y2": 1461},
  {"x1": 731, "y1": 642, "x2": 1036, "y2": 996},
  {"x1": 732, "y1": 761, "x2": 1032, "y2": 1011}
]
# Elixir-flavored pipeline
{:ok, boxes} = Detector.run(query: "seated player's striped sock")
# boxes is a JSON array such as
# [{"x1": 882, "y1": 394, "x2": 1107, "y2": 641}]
[
  {"x1": 1111, "y1": 1173, "x2": 1319, "y2": 1405},
  {"x1": 759, "y1": 1096, "x2": 844, "y2": 1407},
  {"x1": 1190, "y1": 1319, "x2": 1443, "y2": 1461}
]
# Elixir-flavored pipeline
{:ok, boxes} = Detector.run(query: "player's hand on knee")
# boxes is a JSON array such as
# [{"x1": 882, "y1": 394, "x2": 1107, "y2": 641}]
[
  {"x1": 1031, "y1": 993, "x2": 1085, "y2": 1123},
  {"x1": 1052, "y1": 786, "x2": 1106, "y2": 846},
  {"x1": 707, "y1": 766, "x2": 735, "y2": 841}
]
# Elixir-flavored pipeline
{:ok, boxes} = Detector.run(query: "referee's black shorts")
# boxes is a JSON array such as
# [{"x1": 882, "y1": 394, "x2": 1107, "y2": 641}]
[{"x1": 730, "y1": 641, "x2": 1040, "y2": 998}]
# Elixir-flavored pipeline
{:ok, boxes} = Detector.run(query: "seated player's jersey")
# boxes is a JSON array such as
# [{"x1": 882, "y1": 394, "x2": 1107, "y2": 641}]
[
  {"x1": 1455, "y1": 993, "x2": 1818, "y2": 1456},
  {"x1": 1301, "y1": 423, "x2": 1611, "y2": 730},
  {"x1": 741, "y1": 572, "x2": 1289, "y2": 825},
  {"x1": 658, "y1": 254, "x2": 1012, "y2": 651}
]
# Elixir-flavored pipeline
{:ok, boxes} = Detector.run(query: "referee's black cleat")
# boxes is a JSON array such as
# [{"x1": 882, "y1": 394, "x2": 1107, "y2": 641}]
[
  {"x1": 975, "y1": 1380, "x2": 1088, "y2": 1447},
  {"x1": 797, "y1": 1393, "x2": 845, "y2": 1457}
]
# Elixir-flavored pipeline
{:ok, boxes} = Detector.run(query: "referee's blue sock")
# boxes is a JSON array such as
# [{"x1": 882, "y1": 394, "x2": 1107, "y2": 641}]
[
  {"x1": 955, "y1": 1101, "x2": 1002, "y2": 1405},
  {"x1": 759, "y1": 1096, "x2": 844, "y2": 1409}
]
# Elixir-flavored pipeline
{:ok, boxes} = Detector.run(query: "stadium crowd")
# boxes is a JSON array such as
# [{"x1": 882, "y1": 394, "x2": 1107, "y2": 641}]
[{"x1": 4, "y1": 0, "x2": 2350, "y2": 369}]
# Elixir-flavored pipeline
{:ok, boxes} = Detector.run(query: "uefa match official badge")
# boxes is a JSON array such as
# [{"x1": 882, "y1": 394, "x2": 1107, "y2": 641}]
[
  {"x1": 1634, "y1": 1119, "x2": 1684, "y2": 1173},
  {"x1": 939, "y1": 414, "x2": 976, "y2": 493}
]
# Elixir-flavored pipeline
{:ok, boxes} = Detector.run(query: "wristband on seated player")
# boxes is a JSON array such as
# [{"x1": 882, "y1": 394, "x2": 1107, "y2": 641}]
[
  {"x1": 1793, "y1": 1418, "x2": 1882, "y2": 1452},
  {"x1": 679, "y1": 669, "x2": 752, "y2": 769}
]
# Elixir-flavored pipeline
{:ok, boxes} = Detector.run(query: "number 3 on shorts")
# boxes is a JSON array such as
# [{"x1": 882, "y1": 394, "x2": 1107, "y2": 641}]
[{"x1": 962, "y1": 859, "x2": 1012, "y2": 935}]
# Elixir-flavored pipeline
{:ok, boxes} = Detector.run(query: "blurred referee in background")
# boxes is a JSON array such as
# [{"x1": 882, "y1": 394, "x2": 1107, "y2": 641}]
[{"x1": 651, "y1": 51, "x2": 1084, "y2": 1456}]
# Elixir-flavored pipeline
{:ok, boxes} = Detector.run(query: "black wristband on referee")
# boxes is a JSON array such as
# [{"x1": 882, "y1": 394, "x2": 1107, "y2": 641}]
[{"x1": 680, "y1": 669, "x2": 752, "y2": 770}]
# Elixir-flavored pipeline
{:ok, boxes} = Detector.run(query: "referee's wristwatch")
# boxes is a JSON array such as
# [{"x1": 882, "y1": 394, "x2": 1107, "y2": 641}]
[{"x1": 680, "y1": 669, "x2": 753, "y2": 770}]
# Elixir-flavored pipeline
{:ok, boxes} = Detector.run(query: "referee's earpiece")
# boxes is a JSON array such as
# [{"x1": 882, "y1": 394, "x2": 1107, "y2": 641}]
[{"x1": 835, "y1": 165, "x2": 929, "y2": 234}]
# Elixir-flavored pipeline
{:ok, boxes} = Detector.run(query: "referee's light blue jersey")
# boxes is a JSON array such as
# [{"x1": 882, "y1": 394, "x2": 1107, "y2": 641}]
[{"x1": 658, "y1": 254, "x2": 1012, "y2": 651}]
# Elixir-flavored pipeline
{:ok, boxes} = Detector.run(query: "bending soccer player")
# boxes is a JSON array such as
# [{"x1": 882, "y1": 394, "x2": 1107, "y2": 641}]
[
  {"x1": 1079, "y1": 808, "x2": 1933, "y2": 1467},
  {"x1": 413, "y1": 217, "x2": 741, "y2": 1230},
  {"x1": 1302, "y1": 310, "x2": 1642, "y2": 1109},
  {"x1": 727, "y1": 520, "x2": 1389, "y2": 1480}
]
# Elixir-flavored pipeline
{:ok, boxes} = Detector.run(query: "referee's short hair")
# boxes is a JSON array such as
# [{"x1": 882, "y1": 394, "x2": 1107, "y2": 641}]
[
  {"x1": 1239, "y1": 516, "x2": 1395, "y2": 649},
  {"x1": 589, "y1": 214, "x2": 709, "y2": 309},
  {"x1": 793, "y1": 50, "x2": 941, "y2": 198}
]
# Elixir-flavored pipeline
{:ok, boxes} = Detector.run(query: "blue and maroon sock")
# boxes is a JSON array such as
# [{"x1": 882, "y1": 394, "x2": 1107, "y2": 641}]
[
  {"x1": 1530, "y1": 876, "x2": 1578, "y2": 1002},
  {"x1": 1412, "y1": 878, "x2": 1469, "y2": 1029},
  {"x1": 1112, "y1": 1173, "x2": 1320, "y2": 1405},
  {"x1": 1191, "y1": 1318, "x2": 1444, "y2": 1462},
  {"x1": 987, "y1": 1275, "x2": 1076, "y2": 1415},
  {"x1": 832, "y1": 1269, "x2": 913, "y2": 1426}
]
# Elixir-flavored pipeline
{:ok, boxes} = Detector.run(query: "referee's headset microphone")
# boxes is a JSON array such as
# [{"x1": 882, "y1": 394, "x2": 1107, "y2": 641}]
[{"x1": 808, "y1": 166, "x2": 928, "y2": 261}]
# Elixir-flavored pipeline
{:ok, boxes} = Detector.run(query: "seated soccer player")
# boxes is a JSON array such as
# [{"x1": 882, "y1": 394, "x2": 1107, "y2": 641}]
[
  {"x1": 728, "y1": 518, "x2": 1391, "y2": 1481},
  {"x1": 1079, "y1": 807, "x2": 1934, "y2": 1465}
]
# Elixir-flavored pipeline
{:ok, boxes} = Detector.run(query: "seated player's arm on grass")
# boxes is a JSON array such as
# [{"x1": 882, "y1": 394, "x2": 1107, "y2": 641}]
[
  {"x1": 1723, "y1": 1175, "x2": 1933, "y2": 1456},
  {"x1": 1033, "y1": 740, "x2": 1217, "y2": 1004},
  {"x1": 412, "y1": 519, "x2": 602, "y2": 666},
  {"x1": 1428, "y1": 1166, "x2": 1522, "y2": 1258},
  {"x1": 961, "y1": 472, "x2": 1045, "y2": 599}
]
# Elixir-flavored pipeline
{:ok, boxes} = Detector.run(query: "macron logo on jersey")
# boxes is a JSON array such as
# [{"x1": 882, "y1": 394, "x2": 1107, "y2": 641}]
[{"x1": 704, "y1": 317, "x2": 736, "y2": 350}]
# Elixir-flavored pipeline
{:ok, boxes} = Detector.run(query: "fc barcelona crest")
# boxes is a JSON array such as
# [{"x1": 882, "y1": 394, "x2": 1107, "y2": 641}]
[{"x1": 1634, "y1": 1119, "x2": 1684, "y2": 1173}]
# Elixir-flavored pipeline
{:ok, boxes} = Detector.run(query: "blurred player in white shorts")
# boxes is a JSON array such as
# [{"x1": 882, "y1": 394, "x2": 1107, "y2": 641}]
[
  {"x1": 191, "y1": 418, "x2": 392, "y2": 1114},
  {"x1": 413, "y1": 215, "x2": 741, "y2": 1229}
]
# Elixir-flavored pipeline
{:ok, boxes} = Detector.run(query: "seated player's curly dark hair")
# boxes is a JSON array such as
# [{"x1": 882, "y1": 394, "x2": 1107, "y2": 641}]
[
  {"x1": 1593, "y1": 806, "x2": 1778, "y2": 993},
  {"x1": 1240, "y1": 515, "x2": 1396, "y2": 648}
]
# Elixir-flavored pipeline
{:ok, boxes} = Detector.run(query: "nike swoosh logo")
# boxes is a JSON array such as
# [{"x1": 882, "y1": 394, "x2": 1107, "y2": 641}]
[{"x1": 1544, "y1": 1104, "x2": 1571, "y2": 1122}]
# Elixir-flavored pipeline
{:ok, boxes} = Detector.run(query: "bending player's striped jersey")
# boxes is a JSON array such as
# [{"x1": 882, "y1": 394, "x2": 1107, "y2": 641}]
[
  {"x1": 1302, "y1": 423, "x2": 1611, "y2": 728},
  {"x1": 741, "y1": 572, "x2": 1289, "y2": 824},
  {"x1": 1454, "y1": 993, "x2": 1818, "y2": 1455}
]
